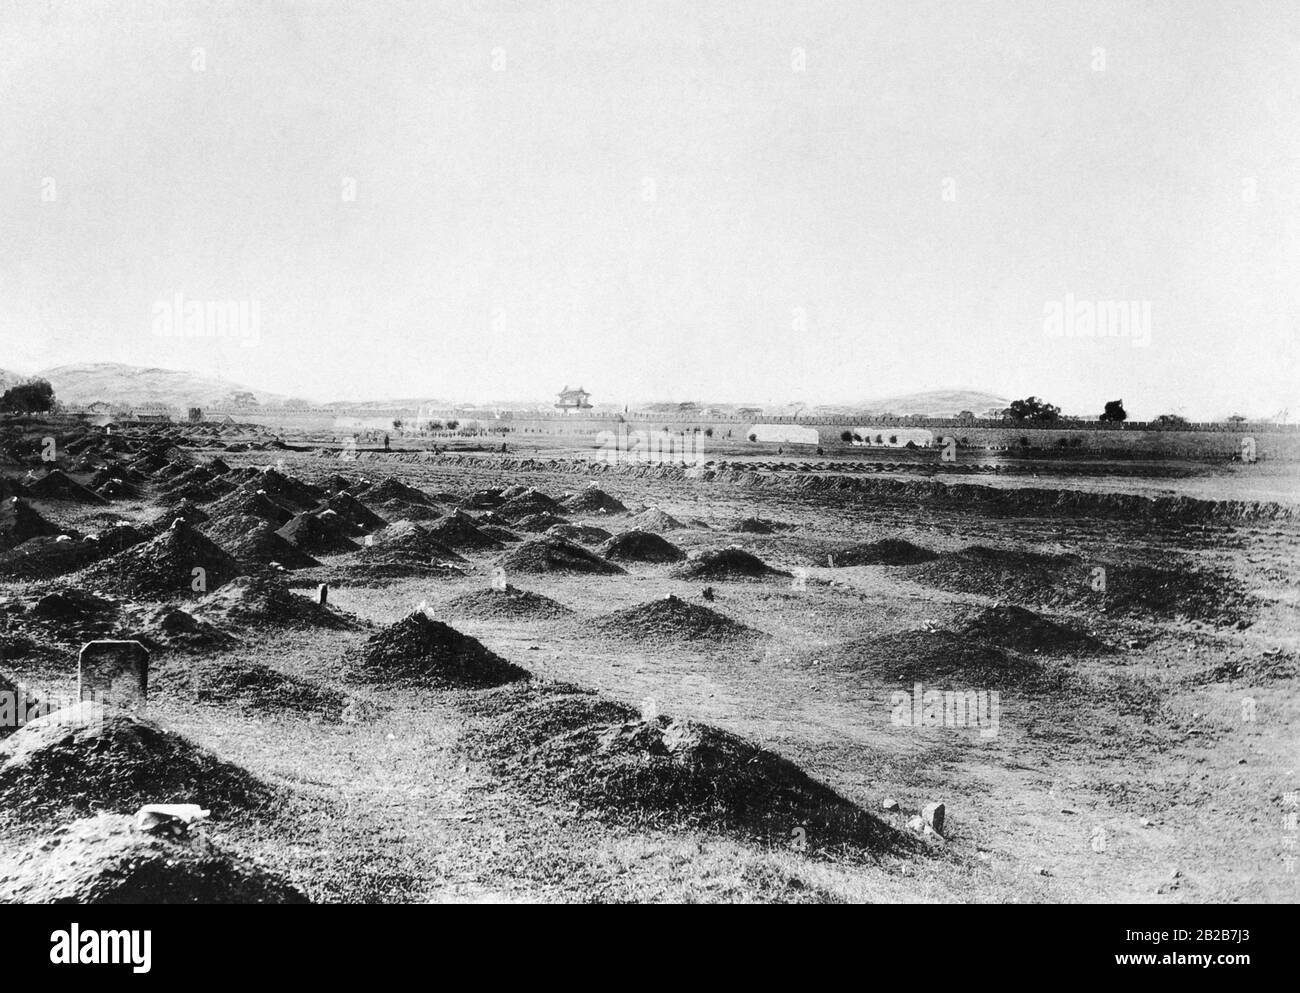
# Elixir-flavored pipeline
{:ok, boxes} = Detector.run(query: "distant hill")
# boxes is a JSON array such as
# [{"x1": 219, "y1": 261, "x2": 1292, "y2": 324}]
[
  {"x1": 34, "y1": 363, "x2": 288, "y2": 409},
  {"x1": 0, "y1": 369, "x2": 27, "y2": 392},
  {"x1": 816, "y1": 389, "x2": 1010, "y2": 418}
]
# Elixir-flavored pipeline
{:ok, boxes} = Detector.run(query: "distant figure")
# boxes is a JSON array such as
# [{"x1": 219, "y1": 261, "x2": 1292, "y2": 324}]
[
  {"x1": 816, "y1": 446, "x2": 824, "y2": 456},
  {"x1": 777, "y1": 447, "x2": 783, "y2": 455},
  {"x1": 383, "y1": 433, "x2": 390, "y2": 450},
  {"x1": 701, "y1": 586, "x2": 715, "y2": 602}
]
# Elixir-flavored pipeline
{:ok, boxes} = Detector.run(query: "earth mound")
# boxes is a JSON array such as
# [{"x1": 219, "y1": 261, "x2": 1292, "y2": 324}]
[
  {"x1": 599, "y1": 529, "x2": 686, "y2": 564},
  {"x1": 627, "y1": 506, "x2": 685, "y2": 531},
  {"x1": 203, "y1": 515, "x2": 320, "y2": 569},
  {"x1": 275, "y1": 512, "x2": 360, "y2": 554},
  {"x1": 0, "y1": 703, "x2": 275, "y2": 821},
  {"x1": 362, "y1": 477, "x2": 436, "y2": 507},
  {"x1": 593, "y1": 595, "x2": 754, "y2": 643},
  {"x1": 350, "y1": 612, "x2": 531, "y2": 688},
  {"x1": 238, "y1": 468, "x2": 323, "y2": 513},
  {"x1": 831, "y1": 538, "x2": 939, "y2": 566},
  {"x1": 150, "y1": 498, "x2": 210, "y2": 527},
  {"x1": 120, "y1": 604, "x2": 236, "y2": 653},
  {"x1": 197, "y1": 574, "x2": 352, "y2": 630},
  {"x1": 204, "y1": 486, "x2": 294, "y2": 527},
  {"x1": 25, "y1": 469, "x2": 107, "y2": 504},
  {"x1": 74, "y1": 520, "x2": 243, "y2": 600},
  {"x1": 546, "y1": 523, "x2": 612, "y2": 545},
  {"x1": 0, "y1": 536, "x2": 101, "y2": 581},
  {"x1": 153, "y1": 657, "x2": 347, "y2": 719},
  {"x1": 440, "y1": 584, "x2": 573, "y2": 621},
  {"x1": 318, "y1": 491, "x2": 387, "y2": 533},
  {"x1": 672, "y1": 546, "x2": 787, "y2": 581},
  {"x1": 467, "y1": 683, "x2": 893, "y2": 851},
  {"x1": 0, "y1": 498, "x2": 59, "y2": 552},
  {"x1": 477, "y1": 524, "x2": 522, "y2": 543},
  {"x1": 0, "y1": 814, "x2": 309, "y2": 904},
  {"x1": 496, "y1": 489, "x2": 564, "y2": 522},
  {"x1": 957, "y1": 605, "x2": 1106, "y2": 654},
  {"x1": 426, "y1": 510, "x2": 503, "y2": 551},
  {"x1": 512, "y1": 512, "x2": 569, "y2": 533},
  {"x1": 902, "y1": 546, "x2": 1249, "y2": 624},
  {"x1": 807, "y1": 630, "x2": 1050, "y2": 689},
  {"x1": 561, "y1": 486, "x2": 628, "y2": 514},
  {"x1": 368, "y1": 520, "x2": 465, "y2": 562},
  {"x1": 499, "y1": 537, "x2": 625, "y2": 575}
]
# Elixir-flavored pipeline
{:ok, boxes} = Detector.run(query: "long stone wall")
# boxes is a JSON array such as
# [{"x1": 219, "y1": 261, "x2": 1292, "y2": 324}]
[{"x1": 200, "y1": 406, "x2": 1300, "y2": 459}]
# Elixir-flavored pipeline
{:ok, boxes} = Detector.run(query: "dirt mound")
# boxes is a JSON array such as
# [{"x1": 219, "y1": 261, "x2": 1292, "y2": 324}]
[
  {"x1": 441, "y1": 584, "x2": 574, "y2": 621},
  {"x1": 461, "y1": 487, "x2": 506, "y2": 509},
  {"x1": 627, "y1": 506, "x2": 685, "y2": 532},
  {"x1": 832, "y1": 538, "x2": 939, "y2": 566},
  {"x1": 957, "y1": 605, "x2": 1105, "y2": 654},
  {"x1": 317, "y1": 473, "x2": 358, "y2": 496},
  {"x1": 24, "y1": 469, "x2": 107, "y2": 504},
  {"x1": 902, "y1": 545, "x2": 1080, "y2": 599},
  {"x1": 203, "y1": 515, "x2": 319, "y2": 569},
  {"x1": 74, "y1": 520, "x2": 243, "y2": 600},
  {"x1": 672, "y1": 546, "x2": 787, "y2": 581},
  {"x1": 204, "y1": 486, "x2": 294, "y2": 527},
  {"x1": 593, "y1": 595, "x2": 754, "y2": 643},
  {"x1": 240, "y1": 468, "x2": 324, "y2": 513},
  {"x1": 118, "y1": 604, "x2": 237, "y2": 653},
  {"x1": 0, "y1": 703, "x2": 275, "y2": 822},
  {"x1": 2, "y1": 522, "x2": 147, "y2": 584},
  {"x1": 367, "y1": 520, "x2": 465, "y2": 562},
  {"x1": 0, "y1": 814, "x2": 308, "y2": 904},
  {"x1": 197, "y1": 573, "x2": 352, "y2": 630},
  {"x1": 319, "y1": 491, "x2": 387, "y2": 533},
  {"x1": 467, "y1": 683, "x2": 891, "y2": 851},
  {"x1": 902, "y1": 546, "x2": 1249, "y2": 625},
  {"x1": 0, "y1": 498, "x2": 59, "y2": 552},
  {"x1": 163, "y1": 475, "x2": 236, "y2": 504},
  {"x1": 351, "y1": 611, "x2": 531, "y2": 688},
  {"x1": 499, "y1": 537, "x2": 625, "y2": 575},
  {"x1": 151, "y1": 498, "x2": 210, "y2": 527},
  {"x1": 153, "y1": 657, "x2": 347, "y2": 718},
  {"x1": 808, "y1": 630, "x2": 1050, "y2": 689},
  {"x1": 599, "y1": 529, "x2": 686, "y2": 564},
  {"x1": 426, "y1": 510, "x2": 503, "y2": 551},
  {"x1": 275, "y1": 512, "x2": 360, "y2": 554},
  {"x1": 496, "y1": 489, "x2": 565, "y2": 522},
  {"x1": 0, "y1": 535, "x2": 102, "y2": 580},
  {"x1": 512, "y1": 512, "x2": 569, "y2": 533},
  {"x1": 94, "y1": 522, "x2": 152, "y2": 554},
  {"x1": 478, "y1": 524, "x2": 522, "y2": 543},
  {"x1": 30, "y1": 587, "x2": 118, "y2": 622},
  {"x1": 561, "y1": 486, "x2": 627, "y2": 514},
  {"x1": 545, "y1": 523, "x2": 612, "y2": 545},
  {"x1": 362, "y1": 477, "x2": 436, "y2": 507}
]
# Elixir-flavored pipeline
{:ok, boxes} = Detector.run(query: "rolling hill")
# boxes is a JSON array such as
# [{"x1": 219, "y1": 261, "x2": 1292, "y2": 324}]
[{"x1": 32, "y1": 363, "x2": 289, "y2": 409}]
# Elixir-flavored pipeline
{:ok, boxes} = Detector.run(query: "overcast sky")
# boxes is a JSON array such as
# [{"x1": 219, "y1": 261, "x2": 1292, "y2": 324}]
[{"x1": 1, "y1": 0, "x2": 1296, "y2": 417}]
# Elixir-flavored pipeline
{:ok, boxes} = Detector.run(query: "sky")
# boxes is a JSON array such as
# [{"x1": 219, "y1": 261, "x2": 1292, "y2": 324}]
[{"x1": 1, "y1": 0, "x2": 1297, "y2": 418}]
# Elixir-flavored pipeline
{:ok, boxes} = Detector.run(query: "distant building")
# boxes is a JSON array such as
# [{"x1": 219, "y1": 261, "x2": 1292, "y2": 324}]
[
  {"x1": 131, "y1": 402, "x2": 175, "y2": 423},
  {"x1": 555, "y1": 386, "x2": 592, "y2": 414}
]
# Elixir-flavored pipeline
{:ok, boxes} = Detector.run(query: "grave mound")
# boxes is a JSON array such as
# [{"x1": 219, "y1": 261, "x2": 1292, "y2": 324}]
[{"x1": 0, "y1": 814, "x2": 308, "y2": 904}]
